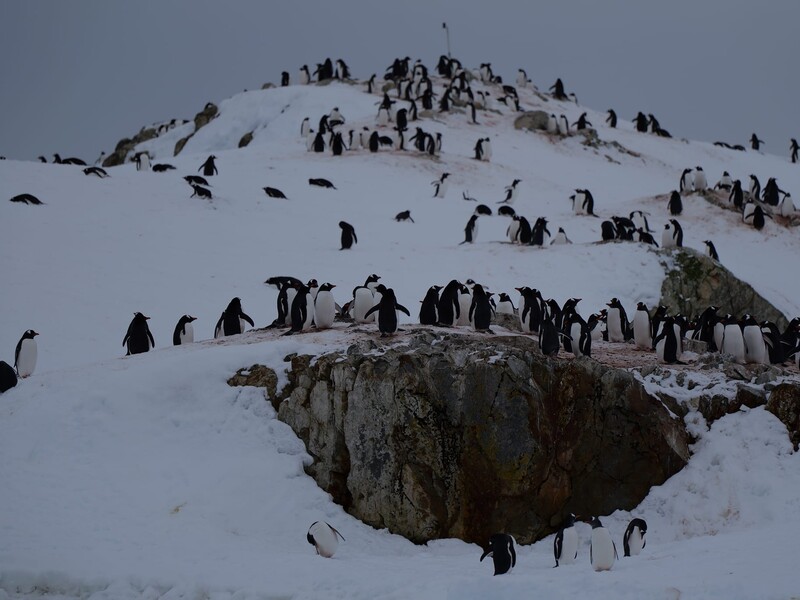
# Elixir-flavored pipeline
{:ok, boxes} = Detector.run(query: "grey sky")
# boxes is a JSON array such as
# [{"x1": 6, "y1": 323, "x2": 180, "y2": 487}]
[{"x1": 2, "y1": 1, "x2": 797, "y2": 162}]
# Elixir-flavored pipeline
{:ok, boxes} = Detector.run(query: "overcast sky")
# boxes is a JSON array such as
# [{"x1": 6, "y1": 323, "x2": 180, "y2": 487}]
[{"x1": 2, "y1": 1, "x2": 798, "y2": 162}]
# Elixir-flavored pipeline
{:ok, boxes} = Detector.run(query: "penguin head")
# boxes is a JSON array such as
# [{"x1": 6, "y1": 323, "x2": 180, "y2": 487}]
[
  {"x1": 227, "y1": 298, "x2": 242, "y2": 311},
  {"x1": 23, "y1": 329, "x2": 39, "y2": 339},
  {"x1": 181, "y1": 315, "x2": 197, "y2": 323},
  {"x1": 133, "y1": 312, "x2": 150, "y2": 322},
  {"x1": 306, "y1": 279, "x2": 319, "y2": 290},
  {"x1": 365, "y1": 274, "x2": 381, "y2": 285},
  {"x1": 319, "y1": 283, "x2": 336, "y2": 292}
]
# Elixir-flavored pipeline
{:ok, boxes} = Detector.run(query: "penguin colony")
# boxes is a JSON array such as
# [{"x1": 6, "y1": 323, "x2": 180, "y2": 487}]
[{"x1": 4, "y1": 54, "x2": 800, "y2": 382}]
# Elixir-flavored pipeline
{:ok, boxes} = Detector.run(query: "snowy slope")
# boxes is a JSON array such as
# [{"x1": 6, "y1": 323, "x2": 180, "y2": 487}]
[{"x1": 2, "y1": 69, "x2": 800, "y2": 599}]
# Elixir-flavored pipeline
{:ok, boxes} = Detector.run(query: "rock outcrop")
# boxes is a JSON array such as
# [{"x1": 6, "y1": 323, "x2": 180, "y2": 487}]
[
  {"x1": 766, "y1": 382, "x2": 800, "y2": 450},
  {"x1": 513, "y1": 111, "x2": 550, "y2": 132},
  {"x1": 102, "y1": 127, "x2": 158, "y2": 168},
  {"x1": 232, "y1": 330, "x2": 690, "y2": 545},
  {"x1": 173, "y1": 102, "x2": 219, "y2": 157}
]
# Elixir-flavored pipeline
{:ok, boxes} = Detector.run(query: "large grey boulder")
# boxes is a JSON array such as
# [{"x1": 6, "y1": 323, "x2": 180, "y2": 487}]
[{"x1": 513, "y1": 111, "x2": 550, "y2": 132}]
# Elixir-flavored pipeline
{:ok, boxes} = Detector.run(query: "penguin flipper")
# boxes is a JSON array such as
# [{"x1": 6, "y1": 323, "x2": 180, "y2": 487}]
[
  {"x1": 147, "y1": 330, "x2": 155, "y2": 348},
  {"x1": 396, "y1": 304, "x2": 411, "y2": 317},
  {"x1": 328, "y1": 523, "x2": 346, "y2": 542},
  {"x1": 364, "y1": 304, "x2": 379, "y2": 319},
  {"x1": 241, "y1": 312, "x2": 255, "y2": 327}
]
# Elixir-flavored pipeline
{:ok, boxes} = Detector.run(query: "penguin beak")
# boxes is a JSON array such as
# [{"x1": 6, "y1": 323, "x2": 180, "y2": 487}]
[{"x1": 32, "y1": 331, "x2": 39, "y2": 337}]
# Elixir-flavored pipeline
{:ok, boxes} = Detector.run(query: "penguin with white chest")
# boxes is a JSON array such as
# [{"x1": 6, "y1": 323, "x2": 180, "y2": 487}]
[
  {"x1": 721, "y1": 315, "x2": 746, "y2": 364},
  {"x1": 632, "y1": 302, "x2": 652, "y2": 350},
  {"x1": 123, "y1": 313, "x2": 154, "y2": 355},
  {"x1": 606, "y1": 298, "x2": 630, "y2": 343},
  {"x1": 214, "y1": 298, "x2": 255, "y2": 338},
  {"x1": 480, "y1": 533, "x2": 517, "y2": 576},
  {"x1": 742, "y1": 314, "x2": 767, "y2": 364},
  {"x1": 553, "y1": 513, "x2": 579, "y2": 566},
  {"x1": 654, "y1": 316, "x2": 683, "y2": 364},
  {"x1": 14, "y1": 329, "x2": 39, "y2": 377},
  {"x1": 307, "y1": 521, "x2": 345, "y2": 558},
  {"x1": 623, "y1": 518, "x2": 647, "y2": 557},
  {"x1": 364, "y1": 284, "x2": 410, "y2": 337},
  {"x1": 586, "y1": 517, "x2": 617, "y2": 571},
  {"x1": 172, "y1": 315, "x2": 197, "y2": 345},
  {"x1": 314, "y1": 283, "x2": 337, "y2": 330}
]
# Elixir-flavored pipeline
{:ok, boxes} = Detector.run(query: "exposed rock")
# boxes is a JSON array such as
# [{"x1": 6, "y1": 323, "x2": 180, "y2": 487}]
[
  {"x1": 261, "y1": 83, "x2": 275, "y2": 90},
  {"x1": 513, "y1": 111, "x2": 550, "y2": 132},
  {"x1": 102, "y1": 127, "x2": 158, "y2": 168},
  {"x1": 174, "y1": 134, "x2": 194, "y2": 157},
  {"x1": 193, "y1": 102, "x2": 218, "y2": 131},
  {"x1": 660, "y1": 248, "x2": 788, "y2": 328},
  {"x1": 242, "y1": 330, "x2": 689, "y2": 545},
  {"x1": 766, "y1": 382, "x2": 800, "y2": 450},
  {"x1": 238, "y1": 131, "x2": 254, "y2": 148},
  {"x1": 228, "y1": 364, "x2": 279, "y2": 401}
]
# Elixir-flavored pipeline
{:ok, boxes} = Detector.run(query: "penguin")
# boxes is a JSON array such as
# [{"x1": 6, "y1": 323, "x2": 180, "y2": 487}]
[
  {"x1": 563, "y1": 304, "x2": 591, "y2": 357},
  {"x1": 517, "y1": 216, "x2": 532, "y2": 244},
  {"x1": 469, "y1": 284, "x2": 494, "y2": 332},
  {"x1": 721, "y1": 314, "x2": 746, "y2": 364},
  {"x1": 713, "y1": 313, "x2": 729, "y2": 354},
  {"x1": 547, "y1": 113, "x2": 558, "y2": 134},
  {"x1": 14, "y1": 329, "x2": 39, "y2": 377},
  {"x1": 742, "y1": 314, "x2": 767, "y2": 364},
  {"x1": 83, "y1": 166, "x2": 108, "y2": 178},
  {"x1": 612, "y1": 216, "x2": 636, "y2": 240},
  {"x1": 312, "y1": 131, "x2": 326, "y2": 152},
  {"x1": 348, "y1": 129, "x2": 361, "y2": 151},
  {"x1": 499, "y1": 179, "x2": 521, "y2": 205},
  {"x1": 762, "y1": 178, "x2": 782, "y2": 207},
  {"x1": 190, "y1": 184, "x2": 212, "y2": 199},
  {"x1": 571, "y1": 189, "x2": 595, "y2": 215},
  {"x1": 214, "y1": 298, "x2": 255, "y2": 338},
  {"x1": 637, "y1": 228, "x2": 659, "y2": 247},
  {"x1": 330, "y1": 132, "x2": 346, "y2": 156},
  {"x1": 630, "y1": 210, "x2": 652, "y2": 233},
  {"x1": 549, "y1": 77, "x2": 567, "y2": 99},
  {"x1": 748, "y1": 174, "x2": 761, "y2": 200},
  {"x1": 134, "y1": 152, "x2": 150, "y2": 171},
  {"x1": 263, "y1": 187, "x2": 287, "y2": 199},
  {"x1": 467, "y1": 101, "x2": 478, "y2": 125},
  {"x1": 312, "y1": 283, "x2": 336, "y2": 330},
  {"x1": 606, "y1": 298, "x2": 630, "y2": 342},
  {"x1": 9, "y1": 194, "x2": 43, "y2": 205},
  {"x1": 335, "y1": 58, "x2": 350, "y2": 80},
  {"x1": 550, "y1": 227, "x2": 571, "y2": 245},
  {"x1": 516, "y1": 68, "x2": 529, "y2": 88},
  {"x1": 437, "y1": 280, "x2": 462, "y2": 327},
  {"x1": 750, "y1": 205, "x2": 767, "y2": 230},
  {"x1": 703, "y1": 240, "x2": 720, "y2": 261},
  {"x1": 474, "y1": 204, "x2": 492, "y2": 216},
  {"x1": 306, "y1": 521, "x2": 345, "y2": 558},
  {"x1": 679, "y1": 168, "x2": 694, "y2": 193},
  {"x1": 715, "y1": 171, "x2": 733, "y2": 191},
  {"x1": 123, "y1": 313, "x2": 155, "y2": 355},
  {"x1": 633, "y1": 302, "x2": 652, "y2": 350},
  {"x1": 587, "y1": 517, "x2": 617, "y2": 571},
  {"x1": 559, "y1": 114, "x2": 570, "y2": 136},
  {"x1": 572, "y1": 112, "x2": 592, "y2": 130},
  {"x1": 198, "y1": 155, "x2": 218, "y2": 176},
  {"x1": 328, "y1": 107, "x2": 345, "y2": 128},
  {"x1": 694, "y1": 167, "x2": 708, "y2": 192},
  {"x1": 760, "y1": 320, "x2": 786, "y2": 365},
  {"x1": 791, "y1": 138, "x2": 799, "y2": 163},
  {"x1": 778, "y1": 193, "x2": 795, "y2": 218},
  {"x1": 662, "y1": 220, "x2": 683, "y2": 248},
  {"x1": 352, "y1": 285, "x2": 376, "y2": 323},
  {"x1": 339, "y1": 221, "x2": 357, "y2": 250},
  {"x1": 184, "y1": 175, "x2": 210, "y2": 187},
  {"x1": 517, "y1": 287, "x2": 543, "y2": 334},
  {"x1": 479, "y1": 533, "x2": 517, "y2": 576},
  {"x1": 283, "y1": 283, "x2": 314, "y2": 335},
  {"x1": 0, "y1": 361, "x2": 17, "y2": 393},
  {"x1": 633, "y1": 112, "x2": 648, "y2": 133},
  {"x1": 667, "y1": 191, "x2": 683, "y2": 216},
  {"x1": 53, "y1": 153, "x2": 87, "y2": 165},
  {"x1": 172, "y1": 315, "x2": 196, "y2": 345},
  {"x1": 750, "y1": 133, "x2": 764, "y2": 151},
  {"x1": 419, "y1": 285, "x2": 441, "y2": 325},
  {"x1": 623, "y1": 518, "x2": 647, "y2": 557},
  {"x1": 655, "y1": 316, "x2": 683, "y2": 364},
  {"x1": 729, "y1": 180, "x2": 744, "y2": 209},
  {"x1": 553, "y1": 513, "x2": 579, "y2": 567},
  {"x1": 395, "y1": 210, "x2": 414, "y2": 222},
  {"x1": 539, "y1": 305, "x2": 561, "y2": 357},
  {"x1": 606, "y1": 109, "x2": 617, "y2": 128},
  {"x1": 460, "y1": 215, "x2": 478, "y2": 244},
  {"x1": 531, "y1": 217, "x2": 551, "y2": 246},
  {"x1": 432, "y1": 173, "x2": 450, "y2": 198},
  {"x1": 299, "y1": 64, "x2": 311, "y2": 84},
  {"x1": 507, "y1": 216, "x2": 521, "y2": 243},
  {"x1": 281, "y1": 71, "x2": 290, "y2": 86},
  {"x1": 364, "y1": 285, "x2": 410, "y2": 336},
  {"x1": 496, "y1": 293, "x2": 515, "y2": 315},
  {"x1": 601, "y1": 220, "x2": 616, "y2": 241},
  {"x1": 473, "y1": 138, "x2": 485, "y2": 161}
]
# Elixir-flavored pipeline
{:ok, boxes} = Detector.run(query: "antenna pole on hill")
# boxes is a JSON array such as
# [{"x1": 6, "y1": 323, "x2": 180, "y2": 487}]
[{"x1": 442, "y1": 22, "x2": 451, "y2": 58}]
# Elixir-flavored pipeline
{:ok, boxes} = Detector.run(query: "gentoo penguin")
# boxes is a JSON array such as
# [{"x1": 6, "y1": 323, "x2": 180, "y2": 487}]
[
  {"x1": 313, "y1": 283, "x2": 337, "y2": 329},
  {"x1": 549, "y1": 78, "x2": 567, "y2": 99},
  {"x1": 307, "y1": 521, "x2": 345, "y2": 558},
  {"x1": 632, "y1": 302, "x2": 652, "y2": 350},
  {"x1": 480, "y1": 533, "x2": 517, "y2": 576},
  {"x1": 539, "y1": 304, "x2": 561, "y2": 357},
  {"x1": 572, "y1": 112, "x2": 592, "y2": 130},
  {"x1": 123, "y1": 313, "x2": 155, "y2": 355},
  {"x1": 726, "y1": 179, "x2": 744, "y2": 209},
  {"x1": 419, "y1": 285, "x2": 441, "y2": 325},
  {"x1": 299, "y1": 64, "x2": 311, "y2": 84},
  {"x1": 214, "y1": 297, "x2": 255, "y2": 338},
  {"x1": 517, "y1": 287, "x2": 543, "y2": 333},
  {"x1": 721, "y1": 314, "x2": 746, "y2": 364},
  {"x1": 691, "y1": 305, "x2": 719, "y2": 351},
  {"x1": 283, "y1": 283, "x2": 314, "y2": 335},
  {"x1": 547, "y1": 113, "x2": 559, "y2": 134},
  {"x1": 713, "y1": 313, "x2": 730, "y2": 354},
  {"x1": 601, "y1": 220, "x2": 616, "y2": 241},
  {"x1": 83, "y1": 166, "x2": 108, "y2": 178},
  {"x1": 460, "y1": 215, "x2": 479, "y2": 244},
  {"x1": 437, "y1": 280, "x2": 462, "y2": 327},
  {"x1": 553, "y1": 513, "x2": 579, "y2": 567},
  {"x1": 281, "y1": 71, "x2": 290, "y2": 86},
  {"x1": 661, "y1": 220, "x2": 683, "y2": 248},
  {"x1": 562, "y1": 303, "x2": 591, "y2": 357},
  {"x1": 606, "y1": 298, "x2": 630, "y2": 342},
  {"x1": 504, "y1": 215, "x2": 520, "y2": 243},
  {"x1": 0, "y1": 361, "x2": 17, "y2": 393},
  {"x1": 637, "y1": 228, "x2": 659, "y2": 247},
  {"x1": 742, "y1": 314, "x2": 767, "y2": 364},
  {"x1": 778, "y1": 193, "x2": 795, "y2": 217},
  {"x1": 630, "y1": 210, "x2": 652, "y2": 233},
  {"x1": 606, "y1": 109, "x2": 617, "y2": 128},
  {"x1": 558, "y1": 114, "x2": 570, "y2": 135},
  {"x1": 499, "y1": 179, "x2": 521, "y2": 205},
  {"x1": 516, "y1": 68, "x2": 529, "y2": 88},
  {"x1": 633, "y1": 112, "x2": 648, "y2": 132},
  {"x1": 473, "y1": 137, "x2": 485, "y2": 160},
  {"x1": 571, "y1": 189, "x2": 595, "y2": 215},
  {"x1": 263, "y1": 186, "x2": 287, "y2": 199},
  {"x1": 395, "y1": 210, "x2": 414, "y2": 222},
  {"x1": 474, "y1": 204, "x2": 492, "y2": 216},
  {"x1": 172, "y1": 315, "x2": 197, "y2": 345},
  {"x1": 364, "y1": 285, "x2": 410, "y2": 336},
  {"x1": 791, "y1": 138, "x2": 799, "y2": 163},
  {"x1": 693, "y1": 166, "x2": 707, "y2": 192},
  {"x1": 14, "y1": 330, "x2": 39, "y2": 377},
  {"x1": 703, "y1": 240, "x2": 720, "y2": 261},
  {"x1": 339, "y1": 221, "x2": 357, "y2": 250},
  {"x1": 750, "y1": 133, "x2": 764, "y2": 150},
  {"x1": 586, "y1": 517, "x2": 617, "y2": 571},
  {"x1": 550, "y1": 227, "x2": 571, "y2": 245},
  {"x1": 432, "y1": 173, "x2": 450, "y2": 198},
  {"x1": 531, "y1": 217, "x2": 551, "y2": 246},
  {"x1": 190, "y1": 184, "x2": 212, "y2": 199},
  {"x1": 749, "y1": 205, "x2": 767, "y2": 230},
  {"x1": 352, "y1": 285, "x2": 376, "y2": 323},
  {"x1": 655, "y1": 316, "x2": 683, "y2": 364},
  {"x1": 198, "y1": 155, "x2": 218, "y2": 176},
  {"x1": 715, "y1": 171, "x2": 733, "y2": 191},
  {"x1": 134, "y1": 152, "x2": 150, "y2": 171},
  {"x1": 760, "y1": 321, "x2": 786, "y2": 365},
  {"x1": 679, "y1": 168, "x2": 694, "y2": 193},
  {"x1": 496, "y1": 293, "x2": 515, "y2": 315},
  {"x1": 748, "y1": 174, "x2": 761, "y2": 199},
  {"x1": 667, "y1": 190, "x2": 683, "y2": 216},
  {"x1": 330, "y1": 132, "x2": 346, "y2": 156},
  {"x1": 456, "y1": 284, "x2": 473, "y2": 326},
  {"x1": 469, "y1": 284, "x2": 494, "y2": 332},
  {"x1": 623, "y1": 518, "x2": 647, "y2": 557}
]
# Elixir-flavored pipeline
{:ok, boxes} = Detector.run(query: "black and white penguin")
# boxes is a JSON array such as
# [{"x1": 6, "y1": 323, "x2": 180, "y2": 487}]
[
  {"x1": 791, "y1": 138, "x2": 800, "y2": 163},
  {"x1": 499, "y1": 179, "x2": 521, "y2": 205},
  {"x1": 517, "y1": 287, "x2": 543, "y2": 334},
  {"x1": 473, "y1": 138, "x2": 485, "y2": 161},
  {"x1": 283, "y1": 283, "x2": 314, "y2": 335},
  {"x1": 547, "y1": 113, "x2": 559, "y2": 134},
  {"x1": 432, "y1": 173, "x2": 450, "y2": 198},
  {"x1": 198, "y1": 155, "x2": 218, "y2": 177},
  {"x1": 632, "y1": 302, "x2": 652, "y2": 350},
  {"x1": 123, "y1": 313, "x2": 155, "y2": 355},
  {"x1": 153, "y1": 164, "x2": 175, "y2": 173},
  {"x1": 636, "y1": 228, "x2": 659, "y2": 247},
  {"x1": 586, "y1": 517, "x2": 617, "y2": 571},
  {"x1": 715, "y1": 171, "x2": 733, "y2": 192},
  {"x1": 750, "y1": 133, "x2": 764, "y2": 151},
  {"x1": 469, "y1": 284, "x2": 494, "y2": 332},
  {"x1": 778, "y1": 193, "x2": 795, "y2": 218},
  {"x1": 539, "y1": 304, "x2": 561, "y2": 357},
  {"x1": 531, "y1": 217, "x2": 551, "y2": 246},
  {"x1": 606, "y1": 298, "x2": 631, "y2": 343},
  {"x1": 572, "y1": 112, "x2": 592, "y2": 130},
  {"x1": 331, "y1": 132, "x2": 346, "y2": 156},
  {"x1": 496, "y1": 293, "x2": 515, "y2": 315},
  {"x1": 654, "y1": 316, "x2": 683, "y2": 364},
  {"x1": 703, "y1": 240, "x2": 720, "y2": 261},
  {"x1": 562, "y1": 302, "x2": 591, "y2": 357},
  {"x1": 729, "y1": 180, "x2": 744, "y2": 210},
  {"x1": 550, "y1": 227, "x2": 571, "y2": 245},
  {"x1": 281, "y1": 71, "x2": 290, "y2": 86},
  {"x1": 190, "y1": 184, "x2": 212, "y2": 199},
  {"x1": 352, "y1": 285, "x2": 376, "y2": 324},
  {"x1": 760, "y1": 320, "x2": 786, "y2": 365},
  {"x1": 299, "y1": 64, "x2": 311, "y2": 84},
  {"x1": 14, "y1": 329, "x2": 39, "y2": 377},
  {"x1": 623, "y1": 518, "x2": 647, "y2": 557},
  {"x1": 339, "y1": 221, "x2": 357, "y2": 250},
  {"x1": 419, "y1": 285, "x2": 442, "y2": 325},
  {"x1": 460, "y1": 215, "x2": 478, "y2": 244},
  {"x1": 0, "y1": 361, "x2": 17, "y2": 393},
  {"x1": 691, "y1": 305, "x2": 719, "y2": 351},
  {"x1": 437, "y1": 280, "x2": 462, "y2": 327},
  {"x1": 633, "y1": 112, "x2": 648, "y2": 133},
  {"x1": 554, "y1": 513, "x2": 579, "y2": 566},
  {"x1": 721, "y1": 315, "x2": 746, "y2": 364},
  {"x1": 742, "y1": 314, "x2": 767, "y2": 364},
  {"x1": 558, "y1": 114, "x2": 570, "y2": 136},
  {"x1": 661, "y1": 220, "x2": 683, "y2": 248},
  {"x1": 571, "y1": 189, "x2": 595, "y2": 215},
  {"x1": 395, "y1": 210, "x2": 414, "y2": 222},
  {"x1": 630, "y1": 210, "x2": 652, "y2": 233},
  {"x1": 214, "y1": 298, "x2": 255, "y2": 338},
  {"x1": 667, "y1": 191, "x2": 683, "y2": 216},
  {"x1": 748, "y1": 174, "x2": 761, "y2": 199},
  {"x1": 306, "y1": 521, "x2": 345, "y2": 558},
  {"x1": 263, "y1": 186, "x2": 287, "y2": 199},
  {"x1": 693, "y1": 166, "x2": 707, "y2": 192},
  {"x1": 601, "y1": 220, "x2": 616, "y2": 241},
  {"x1": 172, "y1": 315, "x2": 197, "y2": 345},
  {"x1": 679, "y1": 168, "x2": 694, "y2": 193},
  {"x1": 474, "y1": 204, "x2": 492, "y2": 216},
  {"x1": 83, "y1": 166, "x2": 108, "y2": 178},
  {"x1": 480, "y1": 533, "x2": 517, "y2": 576},
  {"x1": 134, "y1": 152, "x2": 150, "y2": 171},
  {"x1": 364, "y1": 285, "x2": 410, "y2": 337},
  {"x1": 314, "y1": 283, "x2": 337, "y2": 330},
  {"x1": 606, "y1": 109, "x2": 617, "y2": 128}
]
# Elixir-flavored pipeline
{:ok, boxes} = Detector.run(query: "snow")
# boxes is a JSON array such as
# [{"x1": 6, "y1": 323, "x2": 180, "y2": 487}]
[{"x1": 2, "y1": 71, "x2": 800, "y2": 598}]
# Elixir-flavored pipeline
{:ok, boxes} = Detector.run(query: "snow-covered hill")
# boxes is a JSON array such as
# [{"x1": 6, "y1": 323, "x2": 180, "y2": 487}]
[{"x1": 1, "y1": 68, "x2": 799, "y2": 599}]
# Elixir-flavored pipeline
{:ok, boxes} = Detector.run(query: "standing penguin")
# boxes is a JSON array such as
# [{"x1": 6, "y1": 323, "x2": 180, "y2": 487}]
[
  {"x1": 606, "y1": 109, "x2": 617, "y2": 128},
  {"x1": 480, "y1": 533, "x2": 517, "y2": 576},
  {"x1": 0, "y1": 361, "x2": 17, "y2": 393},
  {"x1": 791, "y1": 138, "x2": 799, "y2": 163},
  {"x1": 299, "y1": 64, "x2": 311, "y2": 84},
  {"x1": 339, "y1": 221, "x2": 357, "y2": 250},
  {"x1": 750, "y1": 133, "x2": 764, "y2": 151},
  {"x1": 198, "y1": 155, "x2": 218, "y2": 176},
  {"x1": 729, "y1": 180, "x2": 744, "y2": 209},
  {"x1": 748, "y1": 174, "x2": 761, "y2": 199},
  {"x1": 654, "y1": 316, "x2": 683, "y2": 364},
  {"x1": 306, "y1": 521, "x2": 345, "y2": 558},
  {"x1": 14, "y1": 329, "x2": 39, "y2": 377},
  {"x1": 432, "y1": 173, "x2": 450, "y2": 198},
  {"x1": 632, "y1": 302, "x2": 652, "y2": 350},
  {"x1": 123, "y1": 313, "x2": 155, "y2": 355},
  {"x1": 554, "y1": 514, "x2": 579, "y2": 567},
  {"x1": 214, "y1": 298, "x2": 255, "y2": 338},
  {"x1": 473, "y1": 138, "x2": 485, "y2": 161},
  {"x1": 460, "y1": 214, "x2": 479, "y2": 244},
  {"x1": 314, "y1": 283, "x2": 337, "y2": 329},
  {"x1": 437, "y1": 279, "x2": 462, "y2": 327},
  {"x1": 496, "y1": 293, "x2": 516, "y2": 315},
  {"x1": 662, "y1": 220, "x2": 683, "y2": 248},
  {"x1": 550, "y1": 227, "x2": 571, "y2": 245},
  {"x1": 419, "y1": 285, "x2": 441, "y2": 325},
  {"x1": 531, "y1": 217, "x2": 551, "y2": 246},
  {"x1": 679, "y1": 168, "x2": 694, "y2": 193},
  {"x1": 667, "y1": 190, "x2": 683, "y2": 216},
  {"x1": 742, "y1": 314, "x2": 767, "y2": 364},
  {"x1": 761, "y1": 321, "x2": 787, "y2": 365},
  {"x1": 703, "y1": 240, "x2": 720, "y2": 261},
  {"x1": 623, "y1": 518, "x2": 647, "y2": 557},
  {"x1": 364, "y1": 285, "x2": 410, "y2": 336},
  {"x1": 606, "y1": 298, "x2": 631, "y2": 342},
  {"x1": 499, "y1": 179, "x2": 521, "y2": 205},
  {"x1": 172, "y1": 315, "x2": 197, "y2": 345},
  {"x1": 469, "y1": 284, "x2": 494, "y2": 332},
  {"x1": 283, "y1": 283, "x2": 314, "y2": 335},
  {"x1": 693, "y1": 166, "x2": 707, "y2": 192},
  {"x1": 586, "y1": 517, "x2": 617, "y2": 571}
]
